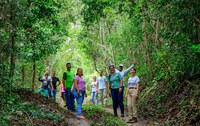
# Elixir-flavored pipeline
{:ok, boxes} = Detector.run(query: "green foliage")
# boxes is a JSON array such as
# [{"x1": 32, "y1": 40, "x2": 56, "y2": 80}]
[
  {"x1": 0, "y1": 89, "x2": 68, "y2": 125},
  {"x1": 80, "y1": 0, "x2": 200, "y2": 125},
  {"x1": 83, "y1": 104, "x2": 126, "y2": 126}
]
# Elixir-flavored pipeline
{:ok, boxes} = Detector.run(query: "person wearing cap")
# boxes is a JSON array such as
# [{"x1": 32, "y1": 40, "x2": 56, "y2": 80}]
[
  {"x1": 38, "y1": 71, "x2": 54, "y2": 97},
  {"x1": 107, "y1": 58, "x2": 136, "y2": 116}
]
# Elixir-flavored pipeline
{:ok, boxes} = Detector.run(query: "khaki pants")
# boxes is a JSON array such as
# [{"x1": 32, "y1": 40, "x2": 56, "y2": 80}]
[
  {"x1": 127, "y1": 89, "x2": 137, "y2": 117},
  {"x1": 99, "y1": 89, "x2": 106, "y2": 105}
]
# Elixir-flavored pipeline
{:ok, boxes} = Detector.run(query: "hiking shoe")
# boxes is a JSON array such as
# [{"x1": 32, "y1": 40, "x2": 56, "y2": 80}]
[
  {"x1": 121, "y1": 114, "x2": 125, "y2": 117},
  {"x1": 114, "y1": 113, "x2": 118, "y2": 117},
  {"x1": 77, "y1": 115, "x2": 85, "y2": 119}
]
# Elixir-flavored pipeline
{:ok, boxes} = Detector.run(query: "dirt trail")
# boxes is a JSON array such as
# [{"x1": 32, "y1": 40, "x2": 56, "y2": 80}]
[
  {"x1": 57, "y1": 97, "x2": 91, "y2": 126},
  {"x1": 104, "y1": 107, "x2": 146, "y2": 126}
]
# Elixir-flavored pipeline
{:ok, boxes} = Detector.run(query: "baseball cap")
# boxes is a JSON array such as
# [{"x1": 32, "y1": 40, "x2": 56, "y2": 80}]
[{"x1": 119, "y1": 64, "x2": 123, "y2": 67}]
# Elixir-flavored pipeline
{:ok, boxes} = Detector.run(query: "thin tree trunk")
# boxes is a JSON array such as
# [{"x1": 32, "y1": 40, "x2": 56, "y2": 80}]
[
  {"x1": 142, "y1": 4, "x2": 154, "y2": 79},
  {"x1": 32, "y1": 61, "x2": 36, "y2": 91},
  {"x1": 155, "y1": 18, "x2": 159, "y2": 45},
  {"x1": 9, "y1": 32, "x2": 15, "y2": 78},
  {"x1": 21, "y1": 65, "x2": 25, "y2": 84},
  {"x1": 111, "y1": 44, "x2": 116, "y2": 66}
]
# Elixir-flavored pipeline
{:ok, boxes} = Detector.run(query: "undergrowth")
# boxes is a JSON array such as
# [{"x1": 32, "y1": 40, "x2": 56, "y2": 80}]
[{"x1": 83, "y1": 104, "x2": 127, "y2": 126}]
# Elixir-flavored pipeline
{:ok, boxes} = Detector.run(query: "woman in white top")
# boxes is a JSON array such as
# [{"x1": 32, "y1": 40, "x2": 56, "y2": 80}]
[
  {"x1": 90, "y1": 76, "x2": 98, "y2": 105},
  {"x1": 125, "y1": 68, "x2": 140, "y2": 123}
]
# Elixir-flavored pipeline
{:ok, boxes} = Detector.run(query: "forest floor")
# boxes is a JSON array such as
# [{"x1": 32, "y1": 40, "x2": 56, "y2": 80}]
[
  {"x1": 1, "y1": 89, "x2": 151, "y2": 126},
  {"x1": 103, "y1": 107, "x2": 146, "y2": 126}
]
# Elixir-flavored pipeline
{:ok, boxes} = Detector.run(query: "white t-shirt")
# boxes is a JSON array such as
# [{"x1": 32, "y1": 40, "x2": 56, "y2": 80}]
[
  {"x1": 91, "y1": 81, "x2": 97, "y2": 92},
  {"x1": 42, "y1": 76, "x2": 52, "y2": 88},
  {"x1": 128, "y1": 76, "x2": 140, "y2": 88},
  {"x1": 97, "y1": 76, "x2": 107, "y2": 89}
]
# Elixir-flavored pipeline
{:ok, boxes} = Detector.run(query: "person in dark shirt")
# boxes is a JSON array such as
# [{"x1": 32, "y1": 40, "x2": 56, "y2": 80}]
[{"x1": 51, "y1": 71, "x2": 61, "y2": 100}]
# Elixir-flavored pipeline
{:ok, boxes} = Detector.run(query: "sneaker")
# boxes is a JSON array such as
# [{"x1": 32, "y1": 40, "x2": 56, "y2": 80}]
[
  {"x1": 77, "y1": 115, "x2": 85, "y2": 119},
  {"x1": 121, "y1": 114, "x2": 125, "y2": 117},
  {"x1": 114, "y1": 113, "x2": 118, "y2": 117}
]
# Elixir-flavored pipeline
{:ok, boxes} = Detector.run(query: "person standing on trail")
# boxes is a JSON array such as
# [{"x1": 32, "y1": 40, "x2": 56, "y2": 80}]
[
  {"x1": 90, "y1": 76, "x2": 98, "y2": 105},
  {"x1": 62, "y1": 63, "x2": 75, "y2": 111},
  {"x1": 107, "y1": 58, "x2": 136, "y2": 116},
  {"x1": 73, "y1": 68, "x2": 87, "y2": 119},
  {"x1": 97, "y1": 70, "x2": 107, "y2": 105},
  {"x1": 125, "y1": 68, "x2": 140, "y2": 123},
  {"x1": 107, "y1": 65, "x2": 124, "y2": 117},
  {"x1": 51, "y1": 71, "x2": 61, "y2": 100},
  {"x1": 38, "y1": 72, "x2": 54, "y2": 97}
]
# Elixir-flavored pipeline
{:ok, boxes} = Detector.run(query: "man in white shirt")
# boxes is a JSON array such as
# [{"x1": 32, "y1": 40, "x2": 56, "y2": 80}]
[{"x1": 97, "y1": 70, "x2": 107, "y2": 105}]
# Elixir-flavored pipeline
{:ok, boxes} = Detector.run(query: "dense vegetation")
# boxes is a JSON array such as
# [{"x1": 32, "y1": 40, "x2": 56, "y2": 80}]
[{"x1": 0, "y1": 0, "x2": 199, "y2": 126}]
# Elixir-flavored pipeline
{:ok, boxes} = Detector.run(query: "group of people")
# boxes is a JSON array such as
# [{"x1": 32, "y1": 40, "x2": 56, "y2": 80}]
[
  {"x1": 37, "y1": 71, "x2": 60, "y2": 99},
  {"x1": 37, "y1": 58, "x2": 140, "y2": 123},
  {"x1": 89, "y1": 70, "x2": 107, "y2": 106}
]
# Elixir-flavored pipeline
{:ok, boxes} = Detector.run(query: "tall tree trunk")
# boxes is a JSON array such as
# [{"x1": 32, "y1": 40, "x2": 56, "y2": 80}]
[
  {"x1": 155, "y1": 18, "x2": 159, "y2": 45},
  {"x1": 32, "y1": 61, "x2": 36, "y2": 91},
  {"x1": 9, "y1": 32, "x2": 15, "y2": 79},
  {"x1": 142, "y1": 4, "x2": 154, "y2": 79},
  {"x1": 111, "y1": 44, "x2": 116, "y2": 66}
]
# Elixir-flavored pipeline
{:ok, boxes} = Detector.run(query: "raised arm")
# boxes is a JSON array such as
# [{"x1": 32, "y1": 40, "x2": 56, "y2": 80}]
[
  {"x1": 124, "y1": 60, "x2": 136, "y2": 76},
  {"x1": 123, "y1": 64, "x2": 134, "y2": 76},
  {"x1": 107, "y1": 59, "x2": 112, "y2": 66},
  {"x1": 38, "y1": 76, "x2": 42, "y2": 82},
  {"x1": 107, "y1": 58, "x2": 119, "y2": 72}
]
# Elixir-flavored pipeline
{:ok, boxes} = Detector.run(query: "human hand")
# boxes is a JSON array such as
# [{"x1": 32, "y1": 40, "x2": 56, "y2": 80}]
[
  {"x1": 133, "y1": 60, "x2": 137, "y2": 65},
  {"x1": 125, "y1": 95, "x2": 128, "y2": 99},
  {"x1": 119, "y1": 88, "x2": 122, "y2": 92},
  {"x1": 105, "y1": 57, "x2": 109, "y2": 61},
  {"x1": 109, "y1": 92, "x2": 111, "y2": 97},
  {"x1": 77, "y1": 90, "x2": 80, "y2": 95}
]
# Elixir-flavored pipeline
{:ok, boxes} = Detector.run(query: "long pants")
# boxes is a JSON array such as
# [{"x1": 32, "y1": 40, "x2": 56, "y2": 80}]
[
  {"x1": 117, "y1": 86, "x2": 124, "y2": 112},
  {"x1": 127, "y1": 89, "x2": 137, "y2": 117},
  {"x1": 38, "y1": 88, "x2": 48, "y2": 97},
  {"x1": 75, "y1": 90, "x2": 85, "y2": 116},
  {"x1": 52, "y1": 89, "x2": 57, "y2": 99},
  {"x1": 111, "y1": 88, "x2": 124, "y2": 115},
  {"x1": 65, "y1": 88, "x2": 75, "y2": 111},
  {"x1": 91, "y1": 92, "x2": 98, "y2": 105},
  {"x1": 48, "y1": 88, "x2": 52, "y2": 98},
  {"x1": 99, "y1": 89, "x2": 106, "y2": 105}
]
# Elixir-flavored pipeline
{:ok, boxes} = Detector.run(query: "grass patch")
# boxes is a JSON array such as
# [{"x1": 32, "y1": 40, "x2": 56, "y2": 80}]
[{"x1": 82, "y1": 104, "x2": 126, "y2": 126}]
